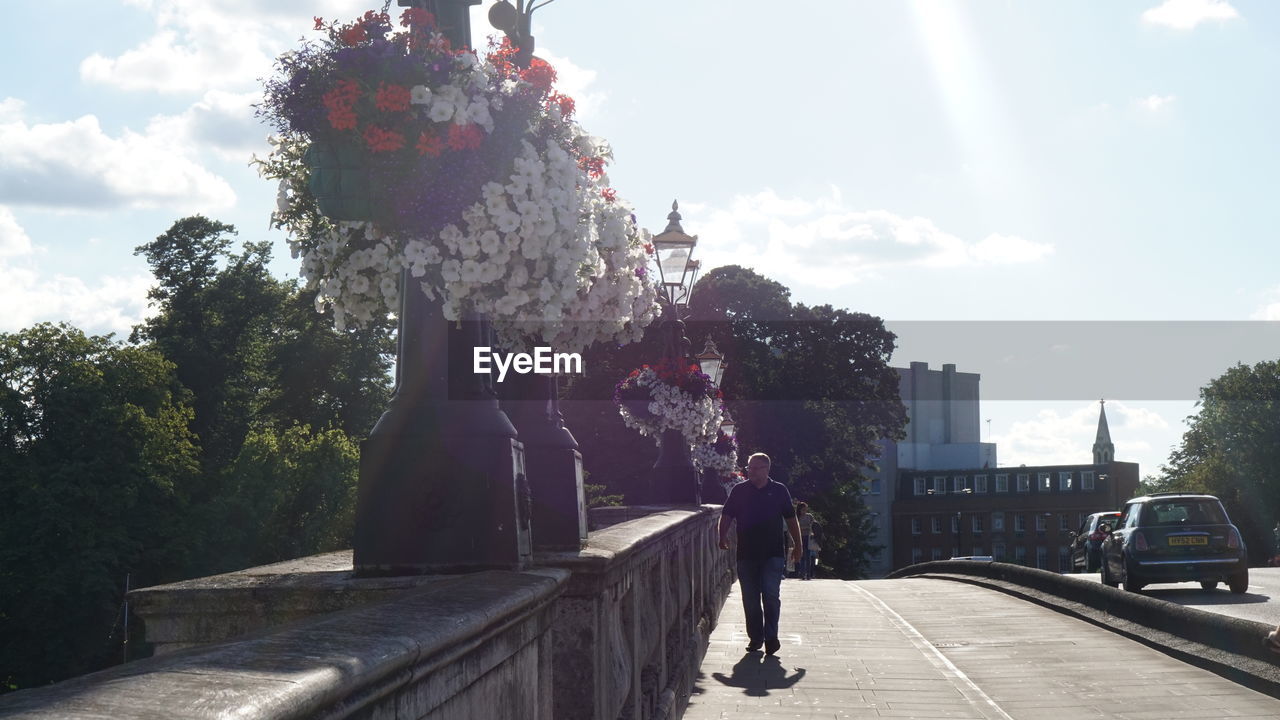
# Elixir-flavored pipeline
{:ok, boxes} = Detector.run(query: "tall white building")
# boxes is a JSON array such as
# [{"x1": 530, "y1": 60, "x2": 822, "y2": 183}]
[{"x1": 863, "y1": 362, "x2": 996, "y2": 576}]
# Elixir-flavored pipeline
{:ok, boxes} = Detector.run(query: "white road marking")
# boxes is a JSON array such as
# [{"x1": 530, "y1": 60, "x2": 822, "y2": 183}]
[{"x1": 847, "y1": 583, "x2": 1015, "y2": 720}]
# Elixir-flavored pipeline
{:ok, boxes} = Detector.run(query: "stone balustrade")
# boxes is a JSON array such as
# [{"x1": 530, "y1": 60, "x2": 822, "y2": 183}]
[{"x1": 0, "y1": 506, "x2": 733, "y2": 720}]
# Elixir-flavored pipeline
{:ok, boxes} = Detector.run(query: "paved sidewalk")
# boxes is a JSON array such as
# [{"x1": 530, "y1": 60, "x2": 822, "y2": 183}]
[{"x1": 683, "y1": 577, "x2": 1280, "y2": 719}]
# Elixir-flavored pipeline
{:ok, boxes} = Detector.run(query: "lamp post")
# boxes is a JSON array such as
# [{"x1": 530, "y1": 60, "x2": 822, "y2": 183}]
[
  {"x1": 644, "y1": 200, "x2": 701, "y2": 505},
  {"x1": 352, "y1": 0, "x2": 530, "y2": 576},
  {"x1": 695, "y1": 336, "x2": 728, "y2": 503}
]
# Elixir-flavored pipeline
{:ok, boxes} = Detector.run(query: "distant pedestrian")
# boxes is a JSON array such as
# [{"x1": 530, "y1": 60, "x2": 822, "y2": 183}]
[
  {"x1": 796, "y1": 502, "x2": 820, "y2": 580},
  {"x1": 718, "y1": 453, "x2": 802, "y2": 656}
]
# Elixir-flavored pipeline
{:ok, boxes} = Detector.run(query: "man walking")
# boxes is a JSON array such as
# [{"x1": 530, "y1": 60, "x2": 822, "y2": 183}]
[{"x1": 718, "y1": 452, "x2": 802, "y2": 655}]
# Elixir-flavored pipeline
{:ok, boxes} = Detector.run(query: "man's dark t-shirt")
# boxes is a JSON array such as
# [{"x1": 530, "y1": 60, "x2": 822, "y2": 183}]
[{"x1": 723, "y1": 479, "x2": 796, "y2": 561}]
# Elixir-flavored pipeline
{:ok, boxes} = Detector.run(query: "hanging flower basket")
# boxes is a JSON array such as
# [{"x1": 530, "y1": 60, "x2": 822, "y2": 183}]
[
  {"x1": 614, "y1": 361, "x2": 723, "y2": 447},
  {"x1": 255, "y1": 9, "x2": 660, "y2": 346},
  {"x1": 692, "y1": 428, "x2": 738, "y2": 477}
]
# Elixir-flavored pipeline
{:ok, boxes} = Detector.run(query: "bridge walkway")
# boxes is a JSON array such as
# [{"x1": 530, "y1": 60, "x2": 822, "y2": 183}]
[{"x1": 684, "y1": 576, "x2": 1280, "y2": 720}]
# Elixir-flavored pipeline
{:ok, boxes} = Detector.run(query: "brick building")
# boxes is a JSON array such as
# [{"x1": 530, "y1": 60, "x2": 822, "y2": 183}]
[{"x1": 889, "y1": 402, "x2": 1139, "y2": 572}]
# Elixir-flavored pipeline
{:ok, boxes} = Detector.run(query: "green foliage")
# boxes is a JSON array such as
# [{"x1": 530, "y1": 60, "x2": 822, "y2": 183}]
[
  {"x1": 1151, "y1": 360, "x2": 1280, "y2": 561},
  {"x1": 1, "y1": 216, "x2": 394, "y2": 691},
  {"x1": 0, "y1": 324, "x2": 199, "y2": 689},
  {"x1": 562, "y1": 265, "x2": 906, "y2": 579}
]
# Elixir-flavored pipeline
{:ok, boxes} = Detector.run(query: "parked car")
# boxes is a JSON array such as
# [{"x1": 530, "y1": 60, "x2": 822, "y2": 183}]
[
  {"x1": 1101, "y1": 493, "x2": 1249, "y2": 593},
  {"x1": 1069, "y1": 511, "x2": 1121, "y2": 572}
]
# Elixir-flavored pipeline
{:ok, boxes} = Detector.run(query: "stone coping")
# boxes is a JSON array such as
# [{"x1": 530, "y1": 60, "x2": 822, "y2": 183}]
[
  {"x1": 0, "y1": 568, "x2": 569, "y2": 719},
  {"x1": 537, "y1": 506, "x2": 718, "y2": 570},
  {"x1": 889, "y1": 560, "x2": 1280, "y2": 698}
]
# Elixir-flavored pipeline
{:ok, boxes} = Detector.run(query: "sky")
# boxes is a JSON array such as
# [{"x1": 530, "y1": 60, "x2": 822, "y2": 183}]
[{"x1": 2, "y1": 0, "x2": 1278, "y2": 481}]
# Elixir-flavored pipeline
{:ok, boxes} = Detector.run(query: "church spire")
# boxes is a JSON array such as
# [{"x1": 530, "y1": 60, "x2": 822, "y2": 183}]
[{"x1": 1092, "y1": 399, "x2": 1115, "y2": 464}]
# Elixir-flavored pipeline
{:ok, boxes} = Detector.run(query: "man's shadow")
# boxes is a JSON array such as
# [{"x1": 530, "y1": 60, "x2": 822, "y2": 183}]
[{"x1": 711, "y1": 652, "x2": 806, "y2": 697}]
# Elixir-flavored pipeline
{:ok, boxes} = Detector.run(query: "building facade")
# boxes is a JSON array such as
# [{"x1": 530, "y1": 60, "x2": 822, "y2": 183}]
[
  {"x1": 863, "y1": 362, "x2": 996, "y2": 576},
  {"x1": 888, "y1": 402, "x2": 1139, "y2": 571}
]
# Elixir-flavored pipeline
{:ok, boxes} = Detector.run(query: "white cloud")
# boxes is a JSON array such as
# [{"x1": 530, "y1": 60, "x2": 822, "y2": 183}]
[
  {"x1": 1138, "y1": 94, "x2": 1177, "y2": 111},
  {"x1": 1141, "y1": 0, "x2": 1240, "y2": 30},
  {"x1": 537, "y1": 48, "x2": 607, "y2": 124},
  {"x1": 0, "y1": 207, "x2": 33, "y2": 257},
  {"x1": 1251, "y1": 287, "x2": 1280, "y2": 320},
  {"x1": 995, "y1": 401, "x2": 1169, "y2": 468},
  {"x1": 686, "y1": 189, "x2": 1053, "y2": 289},
  {"x1": 0, "y1": 210, "x2": 153, "y2": 336},
  {"x1": 147, "y1": 90, "x2": 270, "y2": 162},
  {"x1": 0, "y1": 101, "x2": 235, "y2": 211}
]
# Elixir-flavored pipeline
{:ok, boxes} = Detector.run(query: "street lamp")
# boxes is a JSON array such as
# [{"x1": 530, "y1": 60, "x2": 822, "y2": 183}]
[
  {"x1": 644, "y1": 200, "x2": 701, "y2": 504},
  {"x1": 694, "y1": 336, "x2": 725, "y2": 387},
  {"x1": 720, "y1": 407, "x2": 736, "y2": 437},
  {"x1": 695, "y1": 336, "x2": 729, "y2": 503}
]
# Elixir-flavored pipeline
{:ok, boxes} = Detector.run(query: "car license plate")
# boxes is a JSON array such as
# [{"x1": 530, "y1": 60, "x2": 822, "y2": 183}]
[{"x1": 1168, "y1": 536, "x2": 1208, "y2": 546}]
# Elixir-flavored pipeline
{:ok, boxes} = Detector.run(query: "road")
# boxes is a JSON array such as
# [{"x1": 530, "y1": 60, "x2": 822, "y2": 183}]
[{"x1": 1066, "y1": 565, "x2": 1280, "y2": 627}]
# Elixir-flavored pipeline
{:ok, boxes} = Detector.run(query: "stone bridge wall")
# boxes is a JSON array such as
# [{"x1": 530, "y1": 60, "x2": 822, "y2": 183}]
[{"x1": 0, "y1": 506, "x2": 732, "y2": 720}]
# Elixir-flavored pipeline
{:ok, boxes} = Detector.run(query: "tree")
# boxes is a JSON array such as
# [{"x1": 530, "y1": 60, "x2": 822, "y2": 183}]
[
  {"x1": 1149, "y1": 360, "x2": 1280, "y2": 562},
  {"x1": 131, "y1": 216, "x2": 393, "y2": 575},
  {"x1": 562, "y1": 265, "x2": 907, "y2": 578},
  {"x1": 0, "y1": 324, "x2": 199, "y2": 689}
]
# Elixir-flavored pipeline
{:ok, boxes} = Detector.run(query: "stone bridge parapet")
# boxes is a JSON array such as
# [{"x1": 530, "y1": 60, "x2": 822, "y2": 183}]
[{"x1": 0, "y1": 506, "x2": 732, "y2": 720}]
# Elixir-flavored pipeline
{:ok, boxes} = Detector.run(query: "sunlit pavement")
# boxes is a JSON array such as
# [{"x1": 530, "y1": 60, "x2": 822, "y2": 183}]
[{"x1": 684, "y1": 577, "x2": 1280, "y2": 719}]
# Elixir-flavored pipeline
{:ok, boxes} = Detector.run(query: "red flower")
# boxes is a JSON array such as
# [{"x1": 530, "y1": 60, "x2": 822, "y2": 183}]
[
  {"x1": 643, "y1": 242, "x2": 654, "y2": 255},
  {"x1": 549, "y1": 92, "x2": 575, "y2": 120},
  {"x1": 520, "y1": 58, "x2": 557, "y2": 94},
  {"x1": 340, "y1": 24, "x2": 367, "y2": 46},
  {"x1": 416, "y1": 131, "x2": 444, "y2": 157},
  {"x1": 447, "y1": 123, "x2": 484, "y2": 151},
  {"x1": 327, "y1": 105, "x2": 357, "y2": 130},
  {"x1": 363, "y1": 125, "x2": 405, "y2": 152},
  {"x1": 579, "y1": 156, "x2": 605, "y2": 178},
  {"x1": 400, "y1": 7, "x2": 434, "y2": 28},
  {"x1": 375, "y1": 83, "x2": 411, "y2": 112},
  {"x1": 602, "y1": 188, "x2": 618, "y2": 203},
  {"x1": 313, "y1": 16, "x2": 325, "y2": 30}
]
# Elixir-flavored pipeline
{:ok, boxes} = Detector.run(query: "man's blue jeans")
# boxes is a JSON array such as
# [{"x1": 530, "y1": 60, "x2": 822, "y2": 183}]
[{"x1": 737, "y1": 555, "x2": 786, "y2": 642}]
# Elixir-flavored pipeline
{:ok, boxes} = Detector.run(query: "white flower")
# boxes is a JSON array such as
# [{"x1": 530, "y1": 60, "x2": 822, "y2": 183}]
[{"x1": 410, "y1": 85, "x2": 432, "y2": 105}]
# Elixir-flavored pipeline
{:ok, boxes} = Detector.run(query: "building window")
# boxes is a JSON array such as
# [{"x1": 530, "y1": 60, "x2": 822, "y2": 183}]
[
  {"x1": 914, "y1": 477, "x2": 926, "y2": 496},
  {"x1": 1058, "y1": 546, "x2": 1071, "y2": 572},
  {"x1": 931, "y1": 548, "x2": 942, "y2": 561},
  {"x1": 1082, "y1": 471, "x2": 1095, "y2": 491},
  {"x1": 912, "y1": 548, "x2": 922, "y2": 564},
  {"x1": 1038, "y1": 472, "x2": 1051, "y2": 491},
  {"x1": 1035, "y1": 514, "x2": 1047, "y2": 532},
  {"x1": 972, "y1": 515, "x2": 983, "y2": 534},
  {"x1": 973, "y1": 545, "x2": 985, "y2": 557},
  {"x1": 870, "y1": 513, "x2": 882, "y2": 531},
  {"x1": 1059, "y1": 513, "x2": 1070, "y2": 531},
  {"x1": 1015, "y1": 546, "x2": 1026, "y2": 564},
  {"x1": 995, "y1": 474, "x2": 1009, "y2": 493},
  {"x1": 951, "y1": 515, "x2": 960, "y2": 534},
  {"x1": 931, "y1": 516, "x2": 942, "y2": 534},
  {"x1": 1017, "y1": 474, "x2": 1030, "y2": 493},
  {"x1": 871, "y1": 478, "x2": 882, "y2": 495},
  {"x1": 1059, "y1": 472, "x2": 1073, "y2": 491},
  {"x1": 932, "y1": 476, "x2": 946, "y2": 495},
  {"x1": 951, "y1": 546, "x2": 960, "y2": 559},
  {"x1": 975, "y1": 475, "x2": 988, "y2": 494},
  {"x1": 1014, "y1": 514, "x2": 1026, "y2": 533},
  {"x1": 993, "y1": 543, "x2": 1006, "y2": 561},
  {"x1": 952, "y1": 476, "x2": 966, "y2": 493},
  {"x1": 1036, "y1": 546, "x2": 1048, "y2": 570},
  {"x1": 871, "y1": 548, "x2": 884, "y2": 562},
  {"x1": 1078, "y1": 512, "x2": 1087, "y2": 528},
  {"x1": 992, "y1": 512, "x2": 1005, "y2": 531},
  {"x1": 911, "y1": 517, "x2": 922, "y2": 535}
]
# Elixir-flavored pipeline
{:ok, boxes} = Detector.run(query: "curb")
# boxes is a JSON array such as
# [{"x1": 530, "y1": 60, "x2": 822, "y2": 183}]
[{"x1": 887, "y1": 561, "x2": 1280, "y2": 699}]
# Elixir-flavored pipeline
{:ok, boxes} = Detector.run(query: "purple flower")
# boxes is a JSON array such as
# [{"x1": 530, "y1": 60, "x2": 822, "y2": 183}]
[{"x1": 634, "y1": 266, "x2": 647, "y2": 278}]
